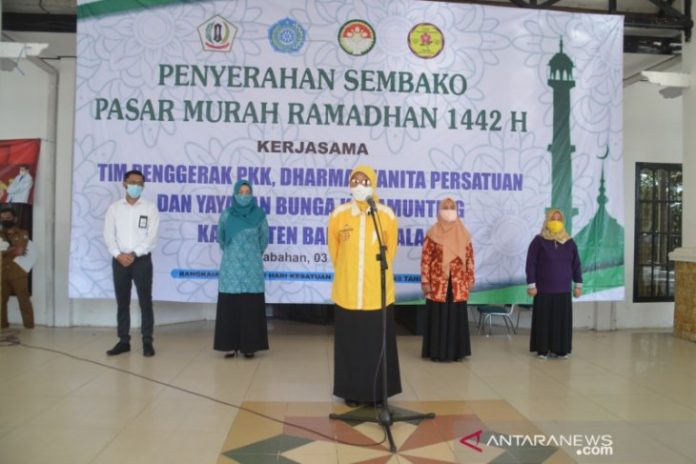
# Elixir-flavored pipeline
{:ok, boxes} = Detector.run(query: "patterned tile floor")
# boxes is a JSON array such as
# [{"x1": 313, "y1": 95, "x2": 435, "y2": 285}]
[
  {"x1": 218, "y1": 401, "x2": 575, "y2": 463},
  {"x1": 1, "y1": 321, "x2": 696, "y2": 463}
]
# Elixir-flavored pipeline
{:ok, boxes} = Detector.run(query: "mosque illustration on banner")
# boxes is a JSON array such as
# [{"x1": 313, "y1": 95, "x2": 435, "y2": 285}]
[{"x1": 547, "y1": 38, "x2": 624, "y2": 292}]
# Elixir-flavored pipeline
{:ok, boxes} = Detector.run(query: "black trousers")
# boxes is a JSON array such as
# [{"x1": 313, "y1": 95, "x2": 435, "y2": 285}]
[{"x1": 112, "y1": 254, "x2": 154, "y2": 344}]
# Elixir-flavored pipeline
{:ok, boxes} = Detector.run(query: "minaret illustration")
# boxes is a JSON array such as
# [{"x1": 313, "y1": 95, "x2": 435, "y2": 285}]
[
  {"x1": 575, "y1": 149, "x2": 625, "y2": 273},
  {"x1": 547, "y1": 38, "x2": 578, "y2": 233}
]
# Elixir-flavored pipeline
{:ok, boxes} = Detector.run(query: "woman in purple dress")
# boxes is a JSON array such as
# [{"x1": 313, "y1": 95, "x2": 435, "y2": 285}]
[{"x1": 525, "y1": 209, "x2": 582, "y2": 359}]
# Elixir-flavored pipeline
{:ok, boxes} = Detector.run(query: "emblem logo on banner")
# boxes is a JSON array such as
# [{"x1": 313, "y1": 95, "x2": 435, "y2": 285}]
[
  {"x1": 268, "y1": 18, "x2": 306, "y2": 53},
  {"x1": 338, "y1": 19, "x2": 376, "y2": 56},
  {"x1": 408, "y1": 23, "x2": 444, "y2": 58},
  {"x1": 198, "y1": 15, "x2": 237, "y2": 52}
]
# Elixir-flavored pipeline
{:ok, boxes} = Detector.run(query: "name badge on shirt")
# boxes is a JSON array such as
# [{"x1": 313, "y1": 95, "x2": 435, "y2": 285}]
[{"x1": 139, "y1": 215, "x2": 148, "y2": 229}]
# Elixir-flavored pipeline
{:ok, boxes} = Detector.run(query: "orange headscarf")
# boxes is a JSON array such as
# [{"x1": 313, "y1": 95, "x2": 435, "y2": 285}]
[
  {"x1": 540, "y1": 208, "x2": 571, "y2": 244},
  {"x1": 426, "y1": 198, "x2": 472, "y2": 275}
]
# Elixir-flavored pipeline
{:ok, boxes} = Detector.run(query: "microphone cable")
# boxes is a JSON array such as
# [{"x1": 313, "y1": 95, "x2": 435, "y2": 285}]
[{"x1": 0, "y1": 330, "x2": 387, "y2": 449}]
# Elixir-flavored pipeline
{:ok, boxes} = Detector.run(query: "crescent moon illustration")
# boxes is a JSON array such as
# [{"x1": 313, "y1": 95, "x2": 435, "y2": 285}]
[{"x1": 598, "y1": 146, "x2": 609, "y2": 160}]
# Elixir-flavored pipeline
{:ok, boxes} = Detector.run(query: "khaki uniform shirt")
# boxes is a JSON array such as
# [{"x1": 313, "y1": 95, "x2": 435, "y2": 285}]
[{"x1": 1, "y1": 227, "x2": 30, "y2": 280}]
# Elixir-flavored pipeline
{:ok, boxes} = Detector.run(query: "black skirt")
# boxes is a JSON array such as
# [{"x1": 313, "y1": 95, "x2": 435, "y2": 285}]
[
  {"x1": 333, "y1": 305, "x2": 402, "y2": 403},
  {"x1": 214, "y1": 292, "x2": 269, "y2": 354},
  {"x1": 529, "y1": 292, "x2": 572, "y2": 356},
  {"x1": 422, "y1": 282, "x2": 471, "y2": 361}
]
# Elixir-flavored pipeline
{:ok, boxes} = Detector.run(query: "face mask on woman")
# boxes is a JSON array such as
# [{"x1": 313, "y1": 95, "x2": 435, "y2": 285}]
[
  {"x1": 350, "y1": 185, "x2": 373, "y2": 202},
  {"x1": 547, "y1": 220, "x2": 564, "y2": 234},
  {"x1": 440, "y1": 210, "x2": 457, "y2": 222},
  {"x1": 235, "y1": 194, "x2": 252, "y2": 206}
]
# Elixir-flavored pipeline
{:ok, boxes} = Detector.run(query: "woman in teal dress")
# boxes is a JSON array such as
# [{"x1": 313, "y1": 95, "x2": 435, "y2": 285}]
[{"x1": 214, "y1": 180, "x2": 269, "y2": 358}]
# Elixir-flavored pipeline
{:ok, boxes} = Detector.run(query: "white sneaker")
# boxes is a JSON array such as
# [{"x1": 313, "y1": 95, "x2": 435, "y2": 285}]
[{"x1": 537, "y1": 354, "x2": 547, "y2": 359}]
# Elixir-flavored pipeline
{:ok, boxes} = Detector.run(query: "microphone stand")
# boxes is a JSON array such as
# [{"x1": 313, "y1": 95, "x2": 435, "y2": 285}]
[{"x1": 330, "y1": 197, "x2": 434, "y2": 453}]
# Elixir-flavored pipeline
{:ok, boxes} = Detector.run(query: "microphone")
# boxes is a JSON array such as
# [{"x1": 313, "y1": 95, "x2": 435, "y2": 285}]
[{"x1": 366, "y1": 195, "x2": 377, "y2": 212}]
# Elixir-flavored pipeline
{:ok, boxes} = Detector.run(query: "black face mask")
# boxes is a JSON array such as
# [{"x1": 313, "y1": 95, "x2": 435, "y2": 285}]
[{"x1": 1, "y1": 220, "x2": 15, "y2": 229}]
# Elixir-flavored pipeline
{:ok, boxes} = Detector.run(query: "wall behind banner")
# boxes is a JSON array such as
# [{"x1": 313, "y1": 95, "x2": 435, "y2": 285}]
[
  {"x1": 0, "y1": 54, "x2": 56, "y2": 327},
  {"x1": 0, "y1": 32, "x2": 680, "y2": 330}
]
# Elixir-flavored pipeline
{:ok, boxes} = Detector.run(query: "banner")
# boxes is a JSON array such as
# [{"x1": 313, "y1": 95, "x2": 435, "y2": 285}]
[
  {"x1": 71, "y1": 0, "x2": 624, "y2": 303},
  {"x1": 0, "y1": 139, "x2": 39, "y2": 206}
]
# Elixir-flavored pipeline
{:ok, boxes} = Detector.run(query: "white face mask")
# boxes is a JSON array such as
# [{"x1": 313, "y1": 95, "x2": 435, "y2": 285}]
[
  {"x1": 440, "y1": 210, "x2": 458, "y2": 222},
  {"x1": 350, "y1": 185, "x2": 373, "y2": 202}
]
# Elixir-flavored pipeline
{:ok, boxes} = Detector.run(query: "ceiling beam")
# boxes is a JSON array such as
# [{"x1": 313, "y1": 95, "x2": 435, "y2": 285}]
[
  {"x1": 2, "y1": 13, "x2": 75, "y2": 33},
  {"x1": 1, "y1": 0, "x2": 692, "y2": 54}
]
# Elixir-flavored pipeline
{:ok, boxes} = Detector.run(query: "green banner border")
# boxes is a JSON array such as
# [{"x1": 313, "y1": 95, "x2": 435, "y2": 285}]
[
  {"x1": 77, "y1": 0, "x2": 188, "y2": 19},
  {"x1": 399, "y1": 265, "x2": 625, "y2": 305}
]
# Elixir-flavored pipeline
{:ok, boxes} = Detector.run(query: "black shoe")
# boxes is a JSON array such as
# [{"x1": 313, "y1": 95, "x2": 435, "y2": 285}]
[
  {"x1": 106, "y1": 342, "x2": 131, "y2": 356},
  {"x1": 243, "y1": 352, "x2": 255, "y2": 359},
  {"x1": 345, "y1": 399, "x2": 361, "y2": 408},
  {"x1": 143, "y1": 343, "x2": 155, "y2": 357},
  {"x1": 224, "y1": 351, "x2": 237, "y2": 359}
]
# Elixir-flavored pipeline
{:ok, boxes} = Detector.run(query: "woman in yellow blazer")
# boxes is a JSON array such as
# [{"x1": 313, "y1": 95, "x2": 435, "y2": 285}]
[{"x1": 328, "y1": 165, "x2": 401, "y2": 407}]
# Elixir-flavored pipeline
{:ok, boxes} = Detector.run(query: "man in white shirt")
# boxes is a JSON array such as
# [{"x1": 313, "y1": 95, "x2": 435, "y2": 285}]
[
  {"x1": 6, "y1": 165, "x2": 34, "y2": 203},
  {"x1": 103, "y1": 169, "x2": 160, "y2": 357}
]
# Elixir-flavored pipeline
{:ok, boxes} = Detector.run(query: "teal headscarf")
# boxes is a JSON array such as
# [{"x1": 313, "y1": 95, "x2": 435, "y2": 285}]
[{"x1": 221, "y1": 179, "x2": 266, "y2": 246}]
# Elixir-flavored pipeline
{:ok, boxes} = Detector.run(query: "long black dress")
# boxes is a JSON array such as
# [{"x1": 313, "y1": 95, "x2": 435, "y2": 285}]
[
  {"x1": 333, "y1": 305, "x2": 402, "y2": 404},
  {"x1": 422, "y1": 279, "x2": 471, "y2": 361},
  {"x1": 529, "y1": 293, "x2": 572, "y2": 356},
  {"x1": 214, "y1": 293, "x2": 269, "y2": 354}
]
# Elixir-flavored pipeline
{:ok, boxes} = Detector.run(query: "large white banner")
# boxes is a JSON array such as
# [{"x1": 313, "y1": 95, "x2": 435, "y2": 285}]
[{"x1": 71, "y1": 0, "x2": 624, "y2": 303}]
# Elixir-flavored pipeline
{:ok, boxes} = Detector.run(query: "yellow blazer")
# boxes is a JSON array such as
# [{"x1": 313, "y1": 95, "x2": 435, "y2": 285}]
[{"x1": 328, "y1": 200, "x2": 398, "y2": 310}]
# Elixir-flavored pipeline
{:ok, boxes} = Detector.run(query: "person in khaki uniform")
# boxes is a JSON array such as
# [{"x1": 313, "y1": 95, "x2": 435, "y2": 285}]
[{"x1": 0, "y1": 207, "x2": 34, "y2": 329}]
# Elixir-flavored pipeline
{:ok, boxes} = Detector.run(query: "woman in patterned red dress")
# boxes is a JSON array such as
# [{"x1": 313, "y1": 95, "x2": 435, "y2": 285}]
[{"x1": 420, "y1": 198, "x2": 475, "y2": 361}]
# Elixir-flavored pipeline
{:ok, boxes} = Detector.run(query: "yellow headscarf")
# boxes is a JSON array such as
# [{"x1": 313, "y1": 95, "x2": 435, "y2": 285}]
[
  {"x1": 349, "y1": 165, "x2": 379, "y2": 202},
  {"x1": 540, "y1": 208, "x2": 571, "y2": 244}
]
